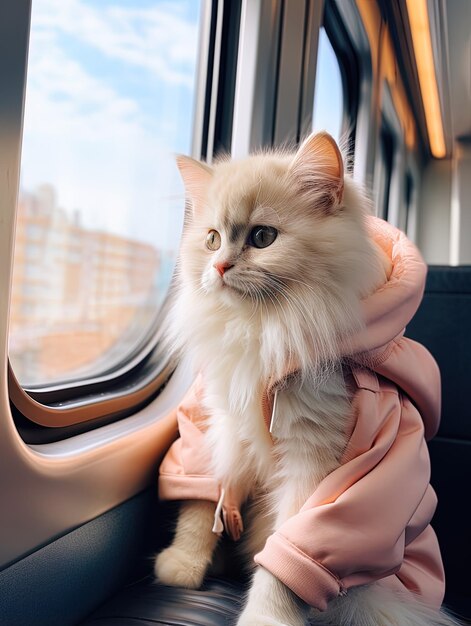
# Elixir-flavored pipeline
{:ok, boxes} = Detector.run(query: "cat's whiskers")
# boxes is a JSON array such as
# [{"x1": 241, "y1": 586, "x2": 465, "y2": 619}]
[
  {"x1": 274, "y1": 273, "x2": 320, "y2": 297},
  {"x1": 230, "y1": 268, "x2": 328, "y2": 370},
  {"x1": 249, "y1": 275, "x2": 297, "y2": 371},
  {"x1": 274, "y1": 288, "x2": 307, "y2": 369},
  {"x1": 240, "y1": 282, "x2": 260, "y2": 323},
  {"x1": 260, "y1": 275, "x2": 340, "y2": 379},
  {"x1": 253, "y1": 285, "x2": 269, "y2": 325},
  {"x1": 270, "y1": 292, "x2": 295, "y2": 368}
]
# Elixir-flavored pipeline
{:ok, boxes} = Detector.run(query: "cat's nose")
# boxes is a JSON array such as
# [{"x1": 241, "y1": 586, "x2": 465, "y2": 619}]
[{"x1": 214, "y1": 262, "x2": 234, "y2": 277}]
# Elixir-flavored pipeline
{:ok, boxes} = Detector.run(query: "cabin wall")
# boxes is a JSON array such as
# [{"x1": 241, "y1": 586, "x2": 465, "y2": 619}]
[
  {"x1": 417, "y1": 159, "x2": 452, "y2": 264},
  {"x1": 452, "y1": 140, "x2": 471, "y2": 265},
  {"x1": 418, "y1": 140, "x2": 471, "y2": 266}
]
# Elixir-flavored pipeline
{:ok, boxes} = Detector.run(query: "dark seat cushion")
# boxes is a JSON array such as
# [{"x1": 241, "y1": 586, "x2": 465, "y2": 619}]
[
  {"x1": 80, "y1": 574, "x2": 470, "y2": 625},
  {"x1": 405, "y1": 265, "x2": 471, "y2": 621},
  {"x1": 406, "y1": 265, "x2": 471, "y2": 438},
  {"x1": 82, "y1": 577, "x2": 245, "y2": 626}
]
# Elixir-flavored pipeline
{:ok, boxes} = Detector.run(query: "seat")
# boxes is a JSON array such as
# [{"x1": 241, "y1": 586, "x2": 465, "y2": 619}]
[
  {"x1": 82, "y1": 266, "x2": 471, "y2": 625},
  {"x1": 82, "y1": 577, "x2": 244, "y2": 626},
  {"x1": 405, "y1": 265, "x2": 471, "y2": 621}
]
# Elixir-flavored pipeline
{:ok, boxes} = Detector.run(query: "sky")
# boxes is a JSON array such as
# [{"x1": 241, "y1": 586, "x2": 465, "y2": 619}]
[
  {"x1": 20, "y1": 5, "x2": 343, "y2": 252},
  {"x1": 312, "y1": 28, "x2": 344, "y2": 141},
  {"x1": 20, "y1": 0, "x2": 202, "y2": 250}
]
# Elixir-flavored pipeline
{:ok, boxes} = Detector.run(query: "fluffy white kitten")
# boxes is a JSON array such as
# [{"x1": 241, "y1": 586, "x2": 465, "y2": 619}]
[{"x1": 155, "y1": 133, "x2": 458, "y2": 626}]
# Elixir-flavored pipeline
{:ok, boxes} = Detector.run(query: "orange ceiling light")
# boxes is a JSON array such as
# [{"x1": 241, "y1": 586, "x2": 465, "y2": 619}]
[{"x1": 406, "y1": 0, "x2": 446, "y2": 158}]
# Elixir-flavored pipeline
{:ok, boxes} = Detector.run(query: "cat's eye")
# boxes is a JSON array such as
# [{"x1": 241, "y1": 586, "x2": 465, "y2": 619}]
[
  {"x1": 248, "y1": 226, "x2": 278, "y2": 249},
  {"x1": 206, "y1": 229, "x2": 221, "y2": 251}
]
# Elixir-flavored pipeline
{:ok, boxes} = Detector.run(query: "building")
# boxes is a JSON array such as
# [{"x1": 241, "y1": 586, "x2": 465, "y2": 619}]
[{"x1": 10, "y1": 185, "x2": 165, "y2": 386}]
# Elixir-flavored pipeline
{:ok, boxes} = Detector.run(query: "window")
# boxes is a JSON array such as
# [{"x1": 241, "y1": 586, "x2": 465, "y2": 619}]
[
  {"x1": 312, "y1": 28, "x2": 344, "y2": 142},
  {"x1": 376, "y1": 122, "x2": 395, "y2": 220},
  {"x1": 403, "y1": 171, "x2": 414, "y2": 234},
  {"x1": 10, "y1": 0, "x2": 203, "y2": 389},
  {"x1": 311, "y1": 2, "x2": 360, "y2": 163}
]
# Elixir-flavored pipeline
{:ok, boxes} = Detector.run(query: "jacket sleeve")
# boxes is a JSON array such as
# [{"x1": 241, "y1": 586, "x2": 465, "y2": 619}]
[
  {"x1": 254, "y1": 384, "x2": 440, "y2": 610},
  {"x1": 158, "y1": 375, "x2": 220, "y2": 504}
]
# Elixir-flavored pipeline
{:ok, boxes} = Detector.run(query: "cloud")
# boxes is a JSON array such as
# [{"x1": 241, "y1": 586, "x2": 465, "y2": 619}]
[
  {"x1": 20, "y1": 0, "x2": 198, "y2": 247},
  {"x1": 25, "y1": 39, "x2": 143, "y2": 142},
  {"x1": 32, "y1": 0, "x2": 200, "y2": 87}
]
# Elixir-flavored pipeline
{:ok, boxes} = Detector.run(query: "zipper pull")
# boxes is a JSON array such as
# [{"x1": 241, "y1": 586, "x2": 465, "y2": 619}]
[
  {"x1": 269, "y1": 389, "x2": 279, "y2": 435},
  {"x1": 212, "y1": 488, "x2": 225, "y2": 534}
]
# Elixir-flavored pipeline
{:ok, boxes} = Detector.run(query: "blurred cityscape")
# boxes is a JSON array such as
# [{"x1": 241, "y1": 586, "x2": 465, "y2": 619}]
[{"x1": 10, "y1": 185, "x2": 176, "y2": 386}]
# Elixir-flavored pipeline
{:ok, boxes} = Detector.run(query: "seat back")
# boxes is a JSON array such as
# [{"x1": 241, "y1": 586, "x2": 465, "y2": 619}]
[{"x1": 405, "y1": 265, "x2": 471, "y2": 618}]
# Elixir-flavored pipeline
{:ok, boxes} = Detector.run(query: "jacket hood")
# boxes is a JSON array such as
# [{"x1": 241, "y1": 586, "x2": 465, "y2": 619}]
[
  {"x1": 350, "y1": 216, "x2": 427, "y2": 357},
  {"x1": 266, "y1": 216, "x2": 440, "y2": 441},
  {"x1": 351, "y1": 216, "x2": 440, "y2": 440}
]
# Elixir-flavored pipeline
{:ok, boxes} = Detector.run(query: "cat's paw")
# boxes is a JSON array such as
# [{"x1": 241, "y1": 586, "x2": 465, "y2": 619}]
[{"x1": 154, "y1": 545, "x2": 207, "y2": 589}]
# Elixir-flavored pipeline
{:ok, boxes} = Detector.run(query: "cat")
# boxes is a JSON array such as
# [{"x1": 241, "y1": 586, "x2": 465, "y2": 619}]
[{"x1": 154, "y1": 132, "x2": 461, "y2": 626}]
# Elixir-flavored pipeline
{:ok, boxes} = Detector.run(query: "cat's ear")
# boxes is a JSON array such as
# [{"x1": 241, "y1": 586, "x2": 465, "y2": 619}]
[
  {"x1": 289, "y1": 132, "x2": 344, "y2": 207},
  {"x1": 176, "y1": 155, "x2": 213, "y2": 216}
]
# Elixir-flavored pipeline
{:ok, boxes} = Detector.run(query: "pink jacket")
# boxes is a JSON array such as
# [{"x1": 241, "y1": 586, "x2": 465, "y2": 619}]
[{"x1": 158, "y1": 217, "x2": 445, "y2": 611}]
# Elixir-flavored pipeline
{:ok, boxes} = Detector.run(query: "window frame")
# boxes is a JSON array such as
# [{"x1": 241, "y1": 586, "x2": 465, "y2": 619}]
[
  {"x1": 7, "y1": 0, "x2": 230, "y2": 439},
  {"x1": 321, "y1": 0, "x2": 360, "y2": 159},
  {"x1": 403, "y1": 170, "x2": 414, "y2": 234},
  {"x1": 374, "y1": 82, "x2": 405, "y2": 225},
  {"x1": 376, "y1": 119, "x2": 396, "y2": 220},
  {"x1": 403, "y1": 152, "x2": 420, "y2": 242},
  {"x1": 327, "y1": 0, "x2": 375, "y2": 186},
  {"x1": 230, "y1": 0, "x2": 361, "y2": 156},
  {"x1": 231, "y1": 0, "x2": 299, "y2": 156}
]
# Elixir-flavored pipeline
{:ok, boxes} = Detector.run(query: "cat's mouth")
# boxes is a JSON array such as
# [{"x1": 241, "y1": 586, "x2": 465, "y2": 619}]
[
  {"x1": 221, "y1": 275, "x2": 271, "y2": 301},
  {"x1": 213, "y1": 268, "x2": 274, "y2": 301},
  {"x1": 220, "y1": 276, "x2": 245, "y2": 296}
]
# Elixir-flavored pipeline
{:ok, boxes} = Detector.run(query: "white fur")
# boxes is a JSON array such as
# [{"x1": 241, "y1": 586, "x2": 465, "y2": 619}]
[
  {"x1": 238, "y1": 567, "x2": 309, "y2": 626},
  {"x1": 313, "y1": 584, "x2": 462, "y2": 626},
  {"x1": 155, "y1": 138, "x2": 459, "y2": 626}
]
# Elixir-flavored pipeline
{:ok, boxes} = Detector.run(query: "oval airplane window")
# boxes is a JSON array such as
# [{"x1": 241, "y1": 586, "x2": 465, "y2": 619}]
[
  {"x1": 312, "y1": 27, "x2": 344, "y2": 142},
  {"x1": 10, "y1": 0, "x2": 202, "y2": 387}
]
